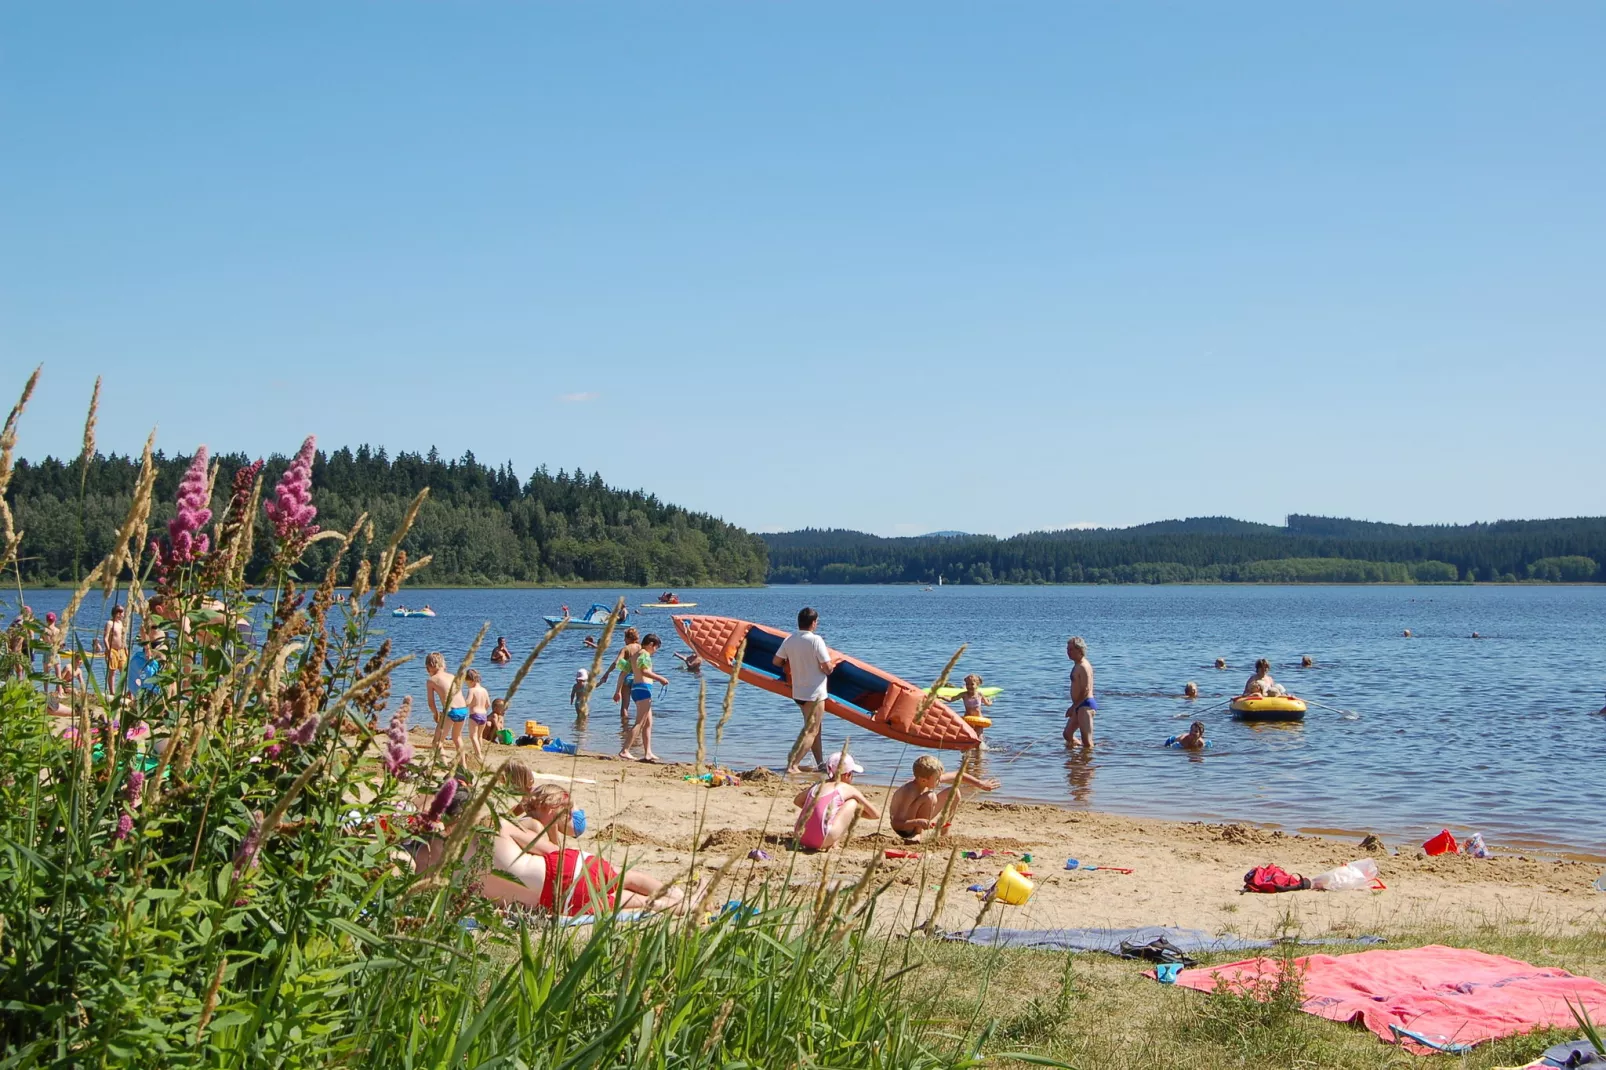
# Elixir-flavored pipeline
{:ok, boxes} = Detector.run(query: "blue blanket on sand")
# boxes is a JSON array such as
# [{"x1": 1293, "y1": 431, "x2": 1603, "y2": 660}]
[{"x1": 949, "y1": 925, "x2": 1385, "y2": 955}]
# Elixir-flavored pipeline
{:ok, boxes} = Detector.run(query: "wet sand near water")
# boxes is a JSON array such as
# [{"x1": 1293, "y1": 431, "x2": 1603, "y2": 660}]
[{"x1": 424, "y1": 731, "x2": 1606, "y2": 940}]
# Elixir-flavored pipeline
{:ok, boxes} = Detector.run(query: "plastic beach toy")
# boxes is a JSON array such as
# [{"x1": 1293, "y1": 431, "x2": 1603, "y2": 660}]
[
  {"x1": 1423, "y1": 829, "x2": 1459, "y2": 856},
  {"x1": 1065, "y1": 858, "x2": 1080, "y2": 870},
  {"x1": 995, "y1": 863, "x2": 1035, "y2": 906}
]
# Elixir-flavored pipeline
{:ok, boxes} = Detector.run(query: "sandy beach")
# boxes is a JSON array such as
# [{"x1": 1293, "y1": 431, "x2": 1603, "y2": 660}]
[{"x1": 426, "y1": 730, "x2": 1606, "y2": 940}]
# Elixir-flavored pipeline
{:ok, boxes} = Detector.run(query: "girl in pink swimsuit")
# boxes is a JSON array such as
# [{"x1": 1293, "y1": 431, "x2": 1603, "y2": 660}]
[{"x1": 791, "y1": 753, "x2": 878, "y2": 851}]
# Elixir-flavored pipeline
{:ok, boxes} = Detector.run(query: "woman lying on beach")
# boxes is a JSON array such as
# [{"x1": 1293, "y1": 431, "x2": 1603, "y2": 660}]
[
  {"x1": 407, "y1": 768, "x2": 692, "y2": 916},
  {"x1": 501, "y1": 774, "x2": 692, "y2": 914}
]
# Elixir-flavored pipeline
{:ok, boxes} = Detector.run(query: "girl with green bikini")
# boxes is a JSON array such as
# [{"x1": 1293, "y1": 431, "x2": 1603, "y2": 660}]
[{"x1": 618, "y1": 634, "x2": 669, "y2": 763}]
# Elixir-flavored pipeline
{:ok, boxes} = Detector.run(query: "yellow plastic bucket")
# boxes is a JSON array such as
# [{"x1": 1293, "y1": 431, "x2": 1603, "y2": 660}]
[{"x1": 996, "y1": 863, "x2": 1034, "y2": 906}]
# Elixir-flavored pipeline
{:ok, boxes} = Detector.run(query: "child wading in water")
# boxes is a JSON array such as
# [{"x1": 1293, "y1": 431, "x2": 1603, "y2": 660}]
[
  {"x1": 463, "y1": 668, "x2": 492, "y2": 764},
  {"x1": 956, "y1": 673, "x2": 993, "y2": 752},
  {"x1": 618, "y1": 634, "x2": 669, "y2": 763},
  {"x1": 957, "y1": 674, "x2": 992, "y2": 720},
  {"x1": 888, "y1": 754, "x2": 999, "y2": 842}
]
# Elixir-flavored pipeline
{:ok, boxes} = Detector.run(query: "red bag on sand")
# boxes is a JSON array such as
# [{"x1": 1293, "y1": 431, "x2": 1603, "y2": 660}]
[
  {"x1": 1243, "y1": 864, "x2": 1311, "y2": 893},
  {"x1": 1423, "y1": 829, "x2": 1459, "y2": 856}
]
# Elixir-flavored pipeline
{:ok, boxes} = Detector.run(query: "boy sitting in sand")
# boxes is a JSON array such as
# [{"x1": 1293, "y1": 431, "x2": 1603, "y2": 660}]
[
  {"x1": 792, "y1": 753, "x2": 879, "y2": 851},
  {"x1": 887, "y1": 755, "x2": 999, "y2": 842}
]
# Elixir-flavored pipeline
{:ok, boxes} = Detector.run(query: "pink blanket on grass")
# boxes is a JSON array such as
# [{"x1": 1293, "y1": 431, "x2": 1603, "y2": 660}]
[{"x1": 1172, "y1": 945, "x2": 1606, "y2": 1055}]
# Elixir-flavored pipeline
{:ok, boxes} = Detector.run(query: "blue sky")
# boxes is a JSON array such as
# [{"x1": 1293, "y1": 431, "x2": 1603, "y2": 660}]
[{"x1": 4, "y1": 3, "x2": 1602, "y2": 536}]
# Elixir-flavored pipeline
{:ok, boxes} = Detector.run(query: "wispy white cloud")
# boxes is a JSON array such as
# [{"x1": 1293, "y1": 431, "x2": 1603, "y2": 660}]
[{"x1": 558, "y1": 391, "x2": 600, "y2": 403}]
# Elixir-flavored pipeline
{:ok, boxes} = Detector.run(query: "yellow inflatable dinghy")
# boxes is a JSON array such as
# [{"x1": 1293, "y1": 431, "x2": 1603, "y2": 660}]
[{"x1": 1229, "y1": 696, "x2": 1307, "y2": 722}]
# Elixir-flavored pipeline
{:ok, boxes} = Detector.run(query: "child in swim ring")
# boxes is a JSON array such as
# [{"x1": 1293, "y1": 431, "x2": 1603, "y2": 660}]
[
  {"x1": 1166, "y1": 721, "x2": 1210, "y2": 750},
  {"x1": 957, "y1": 674, "x2": 992, "y2": 719}
]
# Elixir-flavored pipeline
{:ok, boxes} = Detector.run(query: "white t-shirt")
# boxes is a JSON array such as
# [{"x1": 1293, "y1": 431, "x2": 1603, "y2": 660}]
[{"x1": 777, "y1": 630, "x2": 832, "y2": 702}]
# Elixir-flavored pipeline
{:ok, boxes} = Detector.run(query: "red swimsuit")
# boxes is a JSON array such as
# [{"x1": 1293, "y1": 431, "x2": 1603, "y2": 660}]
[{"x1": 538, "y1": 848, "x2": 620, "y2": 915}]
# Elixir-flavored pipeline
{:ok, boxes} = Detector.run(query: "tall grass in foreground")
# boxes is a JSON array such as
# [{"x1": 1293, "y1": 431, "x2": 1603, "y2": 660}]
[{"x1": 0, "y1": 370, "x2": 1036, "y2": 1069}]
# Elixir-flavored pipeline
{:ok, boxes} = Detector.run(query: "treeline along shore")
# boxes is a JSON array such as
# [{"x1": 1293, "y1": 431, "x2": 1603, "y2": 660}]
[
  {"x1": 8, "y1": 447, "x2": 768, "y2": 587},
  {"x1": 763, "y1": 516, "x2": 1606, "y2": 585},
  {"x1": 10, "y1": 446, "x2": 1603, "y2": 586}
]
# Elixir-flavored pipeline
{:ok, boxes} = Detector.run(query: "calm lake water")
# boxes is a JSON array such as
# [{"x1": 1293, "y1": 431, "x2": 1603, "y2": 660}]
[{"x1": 21, "y1": 584, "x2": 1606, "y2": 856}]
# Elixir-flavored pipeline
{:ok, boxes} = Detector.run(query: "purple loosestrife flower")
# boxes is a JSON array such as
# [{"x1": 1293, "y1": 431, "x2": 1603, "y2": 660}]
[
  {"x1": 381, "y1": 738, "x2": 414, "y2": 777},
  {"x1": 288, "y1": 715, "x2": 320, "y2": 747},
  {"x1": 386, "y1": 706, "x2": 409, "y2": 746},
  {"x1": 113, "y1": 812, "x2": 133, "y2": 841},
  {"x1": 234, "y1": 811, "x2": 265, "y2": 878},
  {"x1": 424, "y1": 778, "x2": 457, "y2": 823},
  {"x1": 125, "y1": 770, "x2": 144, "y2": 803},
  {"x1": 264, "y1": 436, "x2": 320, "y2": 541},
  {"x1": 167, "y1": 447, "x2": 212, "y2": 563},
  {"x1": 151, "y1": 447, "x2": 213, "y2": 574}
]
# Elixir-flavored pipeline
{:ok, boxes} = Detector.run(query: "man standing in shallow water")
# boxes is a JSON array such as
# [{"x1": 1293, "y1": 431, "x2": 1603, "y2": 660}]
[
  {"x1": 1064, "y1": 635, "x2": 1096, "y2": 747},
  {"x1": 775, "y1": 606, "x2": 839, "y2": 774}
]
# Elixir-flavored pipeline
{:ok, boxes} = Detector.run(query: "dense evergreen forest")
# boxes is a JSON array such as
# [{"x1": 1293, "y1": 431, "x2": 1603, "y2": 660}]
[
  {"x1": 8, "y1": 446, "x2": 768, "y2": 586},
  {"x1": 14, "y1": 446, "x2": 1602, "y2": 587},
  {"x1": 762, "y1": 516, "x2": 1606, "y2": 585}
]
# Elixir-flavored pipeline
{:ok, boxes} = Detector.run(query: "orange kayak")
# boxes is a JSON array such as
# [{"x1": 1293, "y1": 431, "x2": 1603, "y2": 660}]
[{"x1": 671, "y1": 614, "x2": 980, "y2": 751}]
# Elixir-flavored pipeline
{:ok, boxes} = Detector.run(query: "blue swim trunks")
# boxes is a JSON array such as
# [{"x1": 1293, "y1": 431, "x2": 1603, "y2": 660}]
[
  {"x1": 447, "y1": 706, "x2": 469, "y2": 723},
  {"x1": 1072, "y1": 697, "x2": 1097, "y2": 712},
  {"x1": 630, "y1": 685, "x2": 652, "y2": 703}
]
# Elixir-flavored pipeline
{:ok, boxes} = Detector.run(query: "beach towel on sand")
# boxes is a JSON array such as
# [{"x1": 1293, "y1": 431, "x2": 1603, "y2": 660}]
[
  {"x1": 953, "y1": 925, "x2": 1383, "y2": 956},
  {"x1": 1170, "y1": 945, "x2": 1606, "y2": 1055}
]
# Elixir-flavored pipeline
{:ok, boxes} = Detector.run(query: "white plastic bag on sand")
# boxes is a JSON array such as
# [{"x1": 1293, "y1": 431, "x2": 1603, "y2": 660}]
[{"x1": 1310, "y1": 858, "x2": 1380, "y2": 891}]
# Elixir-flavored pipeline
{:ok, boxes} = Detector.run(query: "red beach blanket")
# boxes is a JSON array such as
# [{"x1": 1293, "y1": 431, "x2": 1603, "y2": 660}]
[{"x1": 1172, "y1": 945, "x2": 1606, "y2": 1054}]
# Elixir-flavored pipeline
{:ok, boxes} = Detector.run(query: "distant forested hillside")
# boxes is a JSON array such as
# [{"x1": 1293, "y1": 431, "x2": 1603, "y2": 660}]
[
  {"x1": 763, "y1": 516, "x2": 1606, "y2": 584},
  {"x1": 8, "y1": 446, "x2": 768, "y2": 586}
]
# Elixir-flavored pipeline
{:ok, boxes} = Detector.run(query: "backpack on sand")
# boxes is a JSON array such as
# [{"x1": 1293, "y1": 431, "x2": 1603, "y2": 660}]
[{"x1": 1243, "y1": 864, "x2": 1311, "y2": 893}]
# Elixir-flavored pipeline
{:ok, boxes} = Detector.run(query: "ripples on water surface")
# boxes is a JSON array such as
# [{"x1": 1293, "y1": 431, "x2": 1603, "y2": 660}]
[{"x1": 24, "y1": 584, "x2": 1606, "y2": 855}]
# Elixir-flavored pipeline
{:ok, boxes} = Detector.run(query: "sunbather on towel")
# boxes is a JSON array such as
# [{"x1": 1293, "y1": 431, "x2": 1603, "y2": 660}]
[{"x1": 504, "y1": 767, "x2": 692, "y2": 915}]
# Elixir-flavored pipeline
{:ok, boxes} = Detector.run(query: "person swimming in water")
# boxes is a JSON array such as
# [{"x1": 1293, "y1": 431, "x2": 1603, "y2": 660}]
[{"x1": 1166, "y1": 720, "x2": 1210, "y2": 750}]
